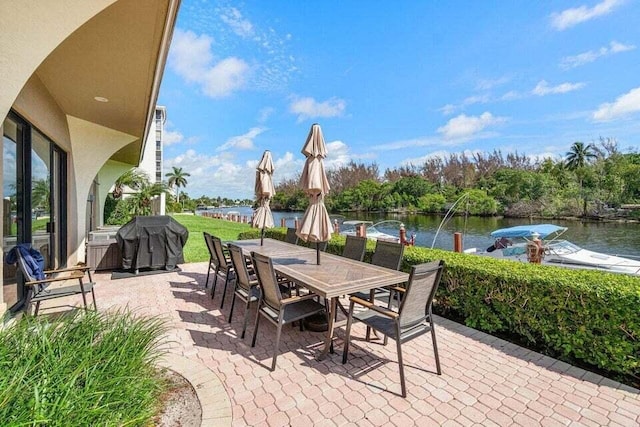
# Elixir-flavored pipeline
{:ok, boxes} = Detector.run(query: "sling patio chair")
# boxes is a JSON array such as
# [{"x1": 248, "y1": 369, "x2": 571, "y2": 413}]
[
  {"x1": 227, "y1": 243, "x2": 260, "y2": 339},
  {"x1": 210, "y1": 235, "x2": 235, "y2": 308},
  {"x1": 8, "y1": 245, "x2": 97, "y2": 316},
  {"x1": 284, "y1": 227, "x2": 299, "y2": 245},
  {"x1": 342, "y1": 260, "x2": 445, "y2": 397},
  {"x1": 341, "y1": 235, "x2": 367, "y2": 262},
  {"x1": 203, "y1": 232, "x2": 217, "y2": 289},
  {"x1": 250, "y1": 251, "x2": 326, "y2": 370}
]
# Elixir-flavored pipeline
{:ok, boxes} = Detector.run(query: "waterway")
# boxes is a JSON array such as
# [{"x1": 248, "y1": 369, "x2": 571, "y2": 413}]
[{"x1": 203, "y1": 207, "x2": 640, "y2": 258}]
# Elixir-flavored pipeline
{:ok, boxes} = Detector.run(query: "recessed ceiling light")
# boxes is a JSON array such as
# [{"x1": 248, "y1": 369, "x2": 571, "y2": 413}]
[{"x1": 94, "y1": 96, "x2": 109, "y2": 103}]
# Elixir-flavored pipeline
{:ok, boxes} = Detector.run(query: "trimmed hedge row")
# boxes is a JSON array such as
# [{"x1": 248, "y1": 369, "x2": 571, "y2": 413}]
[{"x1": 238, "y1": 228, "x2": 640, "y2": 379}]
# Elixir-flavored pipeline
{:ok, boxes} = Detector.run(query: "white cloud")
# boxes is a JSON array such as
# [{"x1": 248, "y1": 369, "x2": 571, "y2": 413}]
[
  {"x1": 163, "y1": 130, "x2": 184, "y2": 146},
  {"x1": 257, "y1": 107, "x2": 275, "y2": 123},
  {"x1": 476, "y1": 76, "x2": 511, "y2": 91},
  {"x1": 437, "y1": 112, "x2": 506, "y2": 140},
  {"x1": 168, "y1": 29, "x2": 249, "y2": 98},
  {"x1": 216, "y1": 127, "x2": 266, "y2": 151},
  {"x1": 439, "y1": 104, "x2": 457, "y2": 116},
  {"x1": 201, "y1": 57, "x2": 249, "y2": 98},
  {"x1": 501, "y1": 90, "x2": 522, "y2": 101},
  {"x1": 219, "y1": 7, "x2": 254, "y2": 38},
  {"x1": 532, "y1": 80, "x2": 585, "y2": 96},
  {"x1": 439, "y1": 94, "x2": 490, "y2": 115},
  {"x1": 592, "y1": 87, "x2": 640, "y2": 121},
  {"x1": 371, "y1": 136, "x2": 441, "y2": 151},
  {"x1": 164, "y1": 149, "x2": 303, "y2": 199},
  {"x1": 560, "y1": 41, "x2": 635, "y2": 69},
  {"x1": 288, "y1": 96, "x2": 346, "y2": 121},
  {"x1": 550, "y1": 0, "x2": 623, "y2": 31},
  {"x1": 324, "y1": 141, "x2": 352, "y2": 169}
]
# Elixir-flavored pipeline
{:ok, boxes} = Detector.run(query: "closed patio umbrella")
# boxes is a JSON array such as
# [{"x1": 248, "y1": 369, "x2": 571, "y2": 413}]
[
  {"x1": 297, "y1": 123, "x2": 333, "y2": 264},
  {"x1": 252, "y1": 150, "x2": 275, "y2": 246}
]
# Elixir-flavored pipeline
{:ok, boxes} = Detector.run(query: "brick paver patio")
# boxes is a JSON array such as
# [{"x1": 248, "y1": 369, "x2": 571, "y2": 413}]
[{"x1": 44, "y1": 263, "x2": 639, "y2": 426}]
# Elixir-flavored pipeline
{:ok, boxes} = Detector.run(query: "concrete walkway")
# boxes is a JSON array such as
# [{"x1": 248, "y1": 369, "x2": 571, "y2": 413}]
[{"x1": 45, "y1": 263, "x2": 639, "y2": 426}]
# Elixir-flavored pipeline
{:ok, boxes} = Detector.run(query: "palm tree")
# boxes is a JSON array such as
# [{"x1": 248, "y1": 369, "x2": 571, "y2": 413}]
[
  {"x1": 113, "y1": 169, "x2": 149, "y2": 199},
  {"x1": 565, "y1": 142, "x2": 597, "y2": 216},
  {"x1": 129, "y1": 181, "x2": 167, "y2": 216},
  {"x1": 165, "y1": 167, "x2": 190, "y2": 204},
  {"x1": 32, "y1": 178, "x2": 50, "y2": 212},
  {"x1": 565, "y1": 142, "x2": 597, "y2": 170}
]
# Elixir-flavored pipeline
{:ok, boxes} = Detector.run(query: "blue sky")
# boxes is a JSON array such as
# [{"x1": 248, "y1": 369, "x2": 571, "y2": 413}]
[{"x1": 158, "y1": 0, "x2": 640, "y2": 199}]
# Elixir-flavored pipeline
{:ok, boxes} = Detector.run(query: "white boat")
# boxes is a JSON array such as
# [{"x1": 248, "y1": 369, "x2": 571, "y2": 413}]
[
  {"x1": 339, "y1": 220, "x2": 400, "y2": 242},
  {"x1": 464, "y1": 224, "x2": 640, "y2": 276}
]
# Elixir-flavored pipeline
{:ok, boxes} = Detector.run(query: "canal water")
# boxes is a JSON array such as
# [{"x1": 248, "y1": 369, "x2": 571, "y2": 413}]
[{"x1": 203, "y1": 207, "x2": 640, "y2": 258}]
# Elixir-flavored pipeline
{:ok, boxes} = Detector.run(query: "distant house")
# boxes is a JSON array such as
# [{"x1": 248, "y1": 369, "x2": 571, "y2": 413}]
[{"x1": 0, "y1": 1, "x2": 180, "y2": 315}]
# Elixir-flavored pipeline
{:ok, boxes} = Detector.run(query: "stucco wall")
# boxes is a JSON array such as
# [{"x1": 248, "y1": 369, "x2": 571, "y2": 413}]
[{"x1": 0, "y1": 0, "x2": 116, "y2": 127}]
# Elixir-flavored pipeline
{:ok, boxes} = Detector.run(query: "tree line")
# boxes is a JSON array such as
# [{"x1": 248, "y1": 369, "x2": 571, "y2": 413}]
[{"x1": 272, "y1": 138, "x2": 640, "y2": 218}]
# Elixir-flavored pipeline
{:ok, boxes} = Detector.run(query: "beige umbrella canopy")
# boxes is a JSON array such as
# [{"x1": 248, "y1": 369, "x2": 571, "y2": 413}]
[
  {"x1": 297, "y1": 123, "x2": 334, "y2": 264},
  {"x1": 252, "y1": 150, "x2": 275, "y2": 245}
]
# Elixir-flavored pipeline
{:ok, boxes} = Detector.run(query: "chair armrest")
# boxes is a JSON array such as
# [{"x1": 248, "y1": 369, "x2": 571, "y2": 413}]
[
  {"x1": 25, "y1": 275, "x2": 86, "y2": 286},
  {"x1": 280, "y1": 294, "x2": 318, "y2": 305},
  {"x1": 349, "y1": 296, "x2": 399, "y2": 319},
  {"x1": 388, "y1": 286, "x2": 405, "y2": 294},
  {"x1": 43, "y1": 265, "x2": 89, "y2": 275}
]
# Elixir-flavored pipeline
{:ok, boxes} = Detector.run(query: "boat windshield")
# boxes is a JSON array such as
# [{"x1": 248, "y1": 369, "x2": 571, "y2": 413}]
[{"x1": 546, "y1": 240, "x2": 581, "y2": 254}]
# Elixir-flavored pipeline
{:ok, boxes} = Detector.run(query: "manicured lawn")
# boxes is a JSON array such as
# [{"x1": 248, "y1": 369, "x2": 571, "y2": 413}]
[{"x1": 170, "y1": 214, "x2": 252, "y2": 263}]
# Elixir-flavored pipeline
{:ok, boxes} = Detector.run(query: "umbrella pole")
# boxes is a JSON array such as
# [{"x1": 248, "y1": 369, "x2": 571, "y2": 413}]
[
  {"x1": 261, "y1": 227, "x2": 265, "y2": 246},
  {"x1": 316, "y1": 242, "x2": 320, "y2": 265}
]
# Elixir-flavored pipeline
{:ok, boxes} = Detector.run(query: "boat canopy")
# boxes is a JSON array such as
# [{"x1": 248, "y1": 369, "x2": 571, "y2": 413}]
[
  {"x1": 342, "y1": 220, "x2": 374, "y2": 226},
  {"x1": 490, "y1": 224, "x2": 567, "y2": 240}
]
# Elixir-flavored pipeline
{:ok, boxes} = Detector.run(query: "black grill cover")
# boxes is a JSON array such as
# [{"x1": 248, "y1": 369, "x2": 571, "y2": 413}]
[{"x1": 116, "y1": 216, "x2": 188, "y2": 272}]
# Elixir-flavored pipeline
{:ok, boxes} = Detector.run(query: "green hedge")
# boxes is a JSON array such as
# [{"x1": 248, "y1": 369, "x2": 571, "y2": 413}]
[{"x1": 238, "y1": 229, "x2": 640, "y2": 379}]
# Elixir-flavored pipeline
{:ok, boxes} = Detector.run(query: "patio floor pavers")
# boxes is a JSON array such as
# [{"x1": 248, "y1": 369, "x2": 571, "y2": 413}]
[{"x1": 41, "y1": 262, "x2": 640, "y2": 426}]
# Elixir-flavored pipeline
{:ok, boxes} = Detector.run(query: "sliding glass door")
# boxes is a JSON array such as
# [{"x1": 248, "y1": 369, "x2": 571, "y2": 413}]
[{"x1": 2, "y1": 112, "x2": 67, "y2": 311}]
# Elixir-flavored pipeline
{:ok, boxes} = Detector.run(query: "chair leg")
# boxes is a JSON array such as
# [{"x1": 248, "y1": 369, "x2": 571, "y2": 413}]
[
  {"x1": 272, "y1": 321, "x2": 283, "y2": 371},
  {"x1": 220, "y1": 272, "x2": 231, "y2": 308},
  {"x1": 34, "y1": 301, "x2": 41, "y2": 316},
  {"x1": 251, "y1": 306, "x2": 261, "y2": 347},
  {"x1": 211, "y1": 266, "x2": 220, "y2": 299},
  {"x1": 241, "y1": 299, "x2": 251, "y2": 339},
  {"x1": 90, "y1": 289, "x2": 97, "y2": 310},
  {"x1": 205, "y1": 259, "x2": 212, "y2": 288},
  {"x1": 430, "y1": 317, "x2": 442, "y2": 375},
  {"x1": 342, "y1": 302, "x2": 355, "y2": 364},
  {"x1": 396, "y1": 323, "x2": 406, "y2": 398},
  {"x1": 79, "y1": 280, "x2": 88, "y2": 309},
  {"x1": 228, "y1": 291, "x2": 237, "y2": 323}
]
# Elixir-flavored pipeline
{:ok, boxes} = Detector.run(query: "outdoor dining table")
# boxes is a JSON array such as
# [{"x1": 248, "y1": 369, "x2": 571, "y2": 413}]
[{"x1": 227, "y1": 238, "x2": 409, "y2": 360}]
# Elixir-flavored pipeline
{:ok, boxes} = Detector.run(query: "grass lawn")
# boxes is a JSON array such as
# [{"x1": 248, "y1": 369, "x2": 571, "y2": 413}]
[{"x1": 170, "y1": 214, "x2": 253, "y2": 263}]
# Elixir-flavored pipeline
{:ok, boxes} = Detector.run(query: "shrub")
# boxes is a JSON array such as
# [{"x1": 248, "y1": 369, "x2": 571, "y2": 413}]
[{"x1": 0, "y1": 310, "x2": 168, "y2": 426}]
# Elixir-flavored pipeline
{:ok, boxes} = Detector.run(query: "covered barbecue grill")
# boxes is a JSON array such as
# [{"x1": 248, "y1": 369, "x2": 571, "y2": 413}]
[{"x1": 116, "y1": 216, "x2": 188, "y2": 273}]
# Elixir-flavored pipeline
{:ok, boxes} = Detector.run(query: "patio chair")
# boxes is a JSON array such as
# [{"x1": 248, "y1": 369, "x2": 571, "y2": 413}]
[
  {"x1": 210, "y1": 235, "x2": 235, "y2": 308},
  {"x1": 371, "y1": 239, "x2": 405, "y2": 270},
  {"x1": 351, "y1": 239, "x2": 404, "y2": 300},
  {"x1": 7, "y1": 244, "x2": 97, "y2": 316},
  {"x1": 342, "y1": 260, "x2": 445, "y2": 397},
  {"x1": 284, "y1": 227, "x2": 299, "y2": 245},
  {"x1": 227, "y1": 243, "x2": 260, "y2": 338},
  {"x1": 203, "y1": 232, "x2": 216, "y2": 289},
  {"x1": 250, "y1": 251, "x2": 326, "y2": 370},
  {"x1": 342, "y1": 235, "x2": 367, "y2": 261}
]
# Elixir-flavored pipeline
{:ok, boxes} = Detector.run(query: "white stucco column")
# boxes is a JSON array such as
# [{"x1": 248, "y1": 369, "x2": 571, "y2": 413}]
[
  {"x1": 67, "y1": 116, "x2": 136, "y2": 264},
  {"x1": 96, "y1": 160, "x2": 136, "y2": 227}
]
